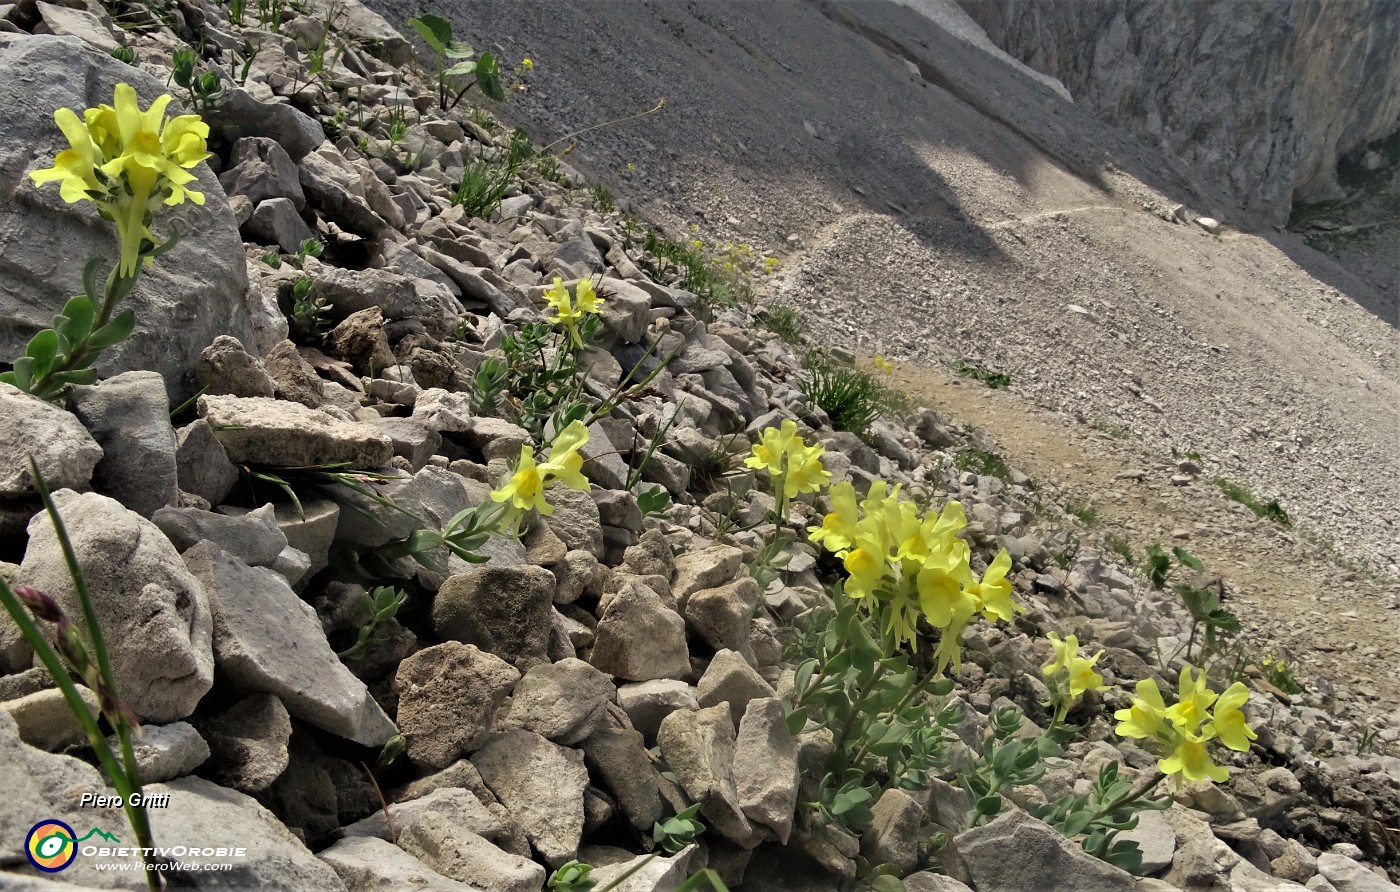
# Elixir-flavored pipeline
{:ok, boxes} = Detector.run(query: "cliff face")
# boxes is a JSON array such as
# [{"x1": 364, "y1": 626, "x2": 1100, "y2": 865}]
[{"x1": 957, "y1": 0, "x2": 1400, "y2": 223}]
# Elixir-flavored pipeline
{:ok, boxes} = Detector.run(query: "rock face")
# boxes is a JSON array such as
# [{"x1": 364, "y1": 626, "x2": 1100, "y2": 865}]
[
  {"x1": 0, "y1": 383, "x2": 102, "y2": 497},
  {"x1": 0, "y1": 36, "x2": 254, "y2": 401},
  {"x1": 957, "y1": 0, "x2": 1400, "y2": 218},
  {"x1": 19, "y1": 491, "x2": 215, "y2": 722}
]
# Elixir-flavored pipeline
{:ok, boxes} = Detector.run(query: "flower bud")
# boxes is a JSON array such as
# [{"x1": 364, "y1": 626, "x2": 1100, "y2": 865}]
[{"x1": 14, "y1": 585, "x2": 65, "y2": 624}]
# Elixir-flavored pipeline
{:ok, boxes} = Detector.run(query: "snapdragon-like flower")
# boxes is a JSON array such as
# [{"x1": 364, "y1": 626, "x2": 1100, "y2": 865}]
[
  {"x1": 1041, "y1": 631, "x2": 1105, "y2": 698},
  {"x1": 807, "y1": 475, "x2": 1022, "y2": 669},
  {"x1": 30, "y1": 83, "x2": 209, "y2": 277},
  {"x1": 543, "y1": 277, "x2": 603, "y2": 347},
  {"x1": 1114, "y1": 670, "x2": 1254, "y2": 785},
  {"x1": 744, "y1": 419, "x2": 830, "y2": 500},
  {"x1": 490, "y1": 421, "x2": 591, "y2": 529}
]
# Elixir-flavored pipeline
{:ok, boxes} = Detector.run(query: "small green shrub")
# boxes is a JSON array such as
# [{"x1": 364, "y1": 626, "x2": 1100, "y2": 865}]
[
  {"x1": 1104, "y1": 533, "x2": 1134, "y2": 565},
  {"x1": 954, "y1": 360, "x2": 1011, "y2": 389},
  {"x1": 799, "y1": 358, "x2": 883, "y2": 436},
  {"x1": 1092, "y1": 420, "x2": 1130, "y2": 440},
  {"x1": 1213, "y1": 477, "x2": 1291, "y2": 526},
  {"x1": 954, "y1": 446, "x2": 1011, "y2": 483},
  {"x1": 1065, "y1": 499, "x2": 1100, "y2": 527},
  {"x1": 760, "y1": 303, "x2": 804, "y2": 343}
]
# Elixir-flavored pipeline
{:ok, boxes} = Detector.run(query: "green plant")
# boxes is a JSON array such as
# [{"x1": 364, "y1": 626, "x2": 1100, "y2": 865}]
[
  {"x1": 0, "y1": 461, "x2": 162, "y2": 888},
  {"x1": 110, "y1": 45, "x2": 137, "y2": 64},
  {"x1": 261, "y1": 250, "x2": 283, "y2": 268},
  {"x1": 954, "y1": 360, "x2": 1012, "y2": 389},
  {"x1": 591, "y1": 185, "x2": 615, "y2": 212},
  {"x1": 1091, "y1": 420, "x2": 1130, "y2": 440},
  {"x1": 1213, "y1": 477, "x2": 1291, "y2": 526},
  {"x1": 760, "y1": 303, "x2": 804, "y2": 343},
  {"x1": 799, "y1": 357, "x2": 883, "y2": 436},
  {"x1": 385, "y1": 102, "x2": 410, "y2": 148},
  {"x1": 1064, "y1": 499, "x2": 1100, "y2": 527},
  {"x1": 171, "y1": 47, "x2": 225, "y2": 114},
  {"x1": 1171, "y1": 446, "x2": 1203, "y2": 463},
  {"x1": 451, "y1": 128, "x2": 533, "y2": 218},
  {"x1": 1146, "y1": 545, "x2": 1240, "y2": 666},
  {"x1": 653, "y1": 803, "x2": 705, "y2": 855},
  {"x1": 1357, "y1": 725, "x2": 1379, "y2": 756},
  {"x1": 256, "y1": 0, "x2": 286, "y2": 31},
  {"x1": 549, "y1": 860, "x2": 596, "y2": 892},
  {"x1": 953, "y1": 446, "x2": 1011, "y2": 483},
  {"x1": 957, "y1": 707, "x2": 1057, "y2": 826},
  {"x1": 408, "y1": 13, "x2": 505, "y2": 112},
  {"x1": 228, "y1": 0, "x2": 245, "y2": 26},
  {"x1": 337, "y1": 586, "x2": 408, "y2": 661},
  {"x1": 637, "y1": 486, "x2": 671, "y2": 519},
  {"x1": 1261, "y1": 653, "x2": 1303, "y2": 695},
  {"x1": 1033, "y1": 761, "x2": 1173, "y2": 874},
  {"x1": 1104, "y1": 533, "x2": 1135, "y2": 565},
  {"x1": 5, "y1": 84, "x2": 207, "y2": 400},
  {"x1": 288, "y1": 275, "x2": 332, "y2": 344}
]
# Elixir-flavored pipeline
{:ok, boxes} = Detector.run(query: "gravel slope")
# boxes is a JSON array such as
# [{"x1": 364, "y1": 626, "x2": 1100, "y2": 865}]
[{"x1": 365, "y1": 1, "x2": 1400, "y2": 573}]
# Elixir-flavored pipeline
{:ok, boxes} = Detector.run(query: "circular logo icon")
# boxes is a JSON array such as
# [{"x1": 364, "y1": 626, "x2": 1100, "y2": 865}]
[{"x1": 25, "y1": 819, "x2": 77, "y2": 872}]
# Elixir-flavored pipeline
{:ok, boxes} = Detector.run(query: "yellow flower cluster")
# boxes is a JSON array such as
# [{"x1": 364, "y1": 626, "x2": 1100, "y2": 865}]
[
  {"x1": 744, "y1": 420, "x2": 830, "y2": 499},
  {"x1": 543, "y1": 277, "x2": 602, "y2": 347},
  {"x1": 808, "y1": 478, "x2": 1022, "y2": 670},
  {"x1": 490, "y1": 420, "x2": 591, "y2": 530},
  {"x1": 30, "y1": 83, "x2": 209, "y2": 277},
  {"x1": 1115, "y1": 667, "x2": 1256, "y2": 784},
  {"x1": 1042, "y1": 632, "x2": 1105, "y2": 699}
]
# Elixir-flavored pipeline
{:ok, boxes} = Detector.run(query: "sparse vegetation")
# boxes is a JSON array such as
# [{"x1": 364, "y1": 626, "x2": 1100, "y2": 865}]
[
  {"x1": 799, "y1": 354, "x2": 884, "y2": 436},
  {"x1": 1214, "y1": 477, "x2": 1291, "y2": 526},
  {"x1": 1104, "y1": 533, "x2": 1135, "y2": 565},
  {"x1": 954, "y1": 445, "x2": 1012, "y2": 483},
  {"x1": 954, "y1": 360, "x2": 1012, "y2": 389}
]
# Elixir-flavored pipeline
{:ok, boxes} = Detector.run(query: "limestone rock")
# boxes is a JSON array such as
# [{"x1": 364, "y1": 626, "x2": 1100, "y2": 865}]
[
  {"x1": 580, "y1": 724, "x2": 665, "y2": 832},
  {"x1": 20, "y1": 490, "x2": 214, "y2": 722},
  {"x1": 0, "y1": 384, "x2": 103, "y2": 498},
  {"x1": 112, "y1": 720, "x2": 208, "y2": 784},
  {"x1": 500, "y1": 658, "x2": 615, "y2": 745},
  {"x1": 397, "y1": 812, "x2": 545, "y2": 892},
  {"x1": 198, "y1": 394, "x2": 393, "y2": 468},
  {"x1": 696, "y1": 649, "x2": 776, "y2": 729},
  {"x1": 590, "y1": 580, "x2": 691, "y2": 682},
  {"x1": 432, "y1": 564, "x2": 556, "y2": 669},
  {"x1": 68, "y1": 370, "x2": 179, "y2": 517},
  {"x1": 948, "y1": 808, "x2": 1137, "y2": 892},
  {"x1": 319, "y1": 836, "x2": 474, "y2": 892},
  {"x1": 473, "y1": 729, "x2": 589, "y2": 868},
  {"x1": 393, "y1": 642, "x2": 519, "y2": 769},
  {"x1": 656, "y1": 703, "x2": 753, "y2": 843},
  {"x1": 183, "y1": 540, "x2": 397, "y2": 746},
  {"x1": 733, "y1": 697, "x2": 799, "y2": 845},
  {"x1": 194, "y1": 692, "x2": 292, "y2": 793}
]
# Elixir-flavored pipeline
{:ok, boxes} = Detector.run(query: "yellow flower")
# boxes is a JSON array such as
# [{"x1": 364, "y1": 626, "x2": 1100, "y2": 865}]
[
  {"x1": 967, "y1": 548, "x2": 1024, "y2": 623},
  {"x1": 1159, "y1": 728, "x2": 1230, "y2": 784},
  {"x1": 809, "y1": 480, "x2": 860, "y2": 553},
  {"x1": 842, "y1": 540, "x2": 888, "y2": 602},
  {"x1": 492, "y1": 445, "x2": 549, "y2": 515},
  {"x1": 1115, "y1": 678, "x2": 1170, "y2": 740},
  {"x1": 521, "y1": 57, "x2": 535, "y2": 70},
  {"x1": 31, "y1": 83, "x2": 208, "y2": 277},
  {"x1": 1210, "y1": 682, "x2": 1257, "y2": 752},
  {"x1": 1164, "y1": 666, "x2": 1217, "y2": 733},
  {"x1": 915, "y1": 553, "x2": 976, "y2": 630},
  {"x1": 490, "y1": 421, "x2": 591, "y2": 524},
  {"x1": 542, "y1": 277, "x2": 603, "y2": 347},
  {"x1": 1042, "y1": 632, "x2": 1104, "y2": 697},
  {"x1": 745, "y1": 420, "x2": 829, "y2": 499}
]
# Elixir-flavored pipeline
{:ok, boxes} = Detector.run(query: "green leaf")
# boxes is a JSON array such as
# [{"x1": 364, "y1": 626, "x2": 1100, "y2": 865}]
[
  {"x1": 974, "y1": 795, "x2": 1002, "y2": 817},
  {"x1": 637, "y1": 485, "x2": 670, "y2": 517},
  {"x1": 869, "y1": 876, "x2": 904, "y2": 892},
  {"x1": 785, "y1": 709, "x2": 806, "y2": 737},
  {"x1": 405, "y1": 529, "x2": 445, "y2": 554},
  {"x1": 476, "y1": 52, "x2": 505, "y2": 102},
  {"x1": 3, "y1": 360, "x2": 31, "y2": 390},
  {"x1": 89, "y1": 309, "x2": 135, "y2": 350},
  {"x1": 793, "y1": 658, "x2": 817, "y2": 698},
  {"x1": 25, "y1": 329, "x2": 58, "y2": 371},
  {"x1": 1173, "y1": 546, "x2": 1204, "y2": 572},
  {"x1": 48, "y1": 369, "x2": 99, "y2": 387},
  {"x1": 408, "y1": 13, "x2": 451, "y2": 54}
]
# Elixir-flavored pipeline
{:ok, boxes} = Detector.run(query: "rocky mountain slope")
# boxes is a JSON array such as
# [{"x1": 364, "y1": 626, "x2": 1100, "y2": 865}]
[
  {"x1": 0, "y1": 0, "x2": 1396, "y2": 891},
  {"x1": 958, "y1": 0, "x2": 1400, "y2": 222}
]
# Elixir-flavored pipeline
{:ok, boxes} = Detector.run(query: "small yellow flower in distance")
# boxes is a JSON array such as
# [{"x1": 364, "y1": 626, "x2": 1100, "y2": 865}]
[
  {"x1": 1210, "y1": 682, "x2": 1257, "y2": 752},
  {"x1": 1159, "y1": 729, "x2": 1229, "y2": 784},
  {"x1": 521, "y1": 57, "x2": 535, "y2": 70},
  {"x1": 30, "y1": 83, "x2": 209, "y2": 277}
]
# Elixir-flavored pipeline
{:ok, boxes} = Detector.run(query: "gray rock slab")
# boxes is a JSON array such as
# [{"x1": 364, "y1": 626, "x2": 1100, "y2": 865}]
[
  {"x1": 198, "y1": 394, "x2": 393, "y2": 468},
  {"x1": 319, "y1": 835, "x2": 480, "y2": 892},
  {"x1": 472, "y1": 729, "x2": 589, "y2": 869},
  {"x1": 183, "y1": 540, "x2": 397, "y2": 746},
  {"x1": 0, "y1": 384, "x2": 102, "y2": 497},
  {"x1": 20, "y1": 490, "x2": 214, "y2": 722}
]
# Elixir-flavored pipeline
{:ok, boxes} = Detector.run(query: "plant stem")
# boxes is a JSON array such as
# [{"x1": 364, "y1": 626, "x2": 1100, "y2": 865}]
[{"x1": 1098, "y1": 770, "x2": 1167, "y2": 819}]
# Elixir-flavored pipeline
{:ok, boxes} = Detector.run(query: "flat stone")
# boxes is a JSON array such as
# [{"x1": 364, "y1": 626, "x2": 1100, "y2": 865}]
[
  {"x1": 590, "y1": 580, "x2": 691, "y2": 682},
  {"x1": 473, "y1": 729, "x2": 589, "y2": 868},
  {"x1": 198, "y1": 394, "x2": 393, "y2": 468},
  {"x1": 397, "y1": 813, "x2": 544, "y2": 892},
  {"x1": 948, "y1": 808, "x2": 1137, "y2": 892},
  {"x1": 500, "y1": 658, "x2": 615, "y2": 745},
  {"x1": 319, "y1": 836, "x2": 475, "y2": 892},
  {"x1": 175, "y1": 419, "x2": 240, "y2": 506},
  {"x1": 112, "y1": 720, "x2": 208, "y2": 783},
  {"x1": 194, "y1": 692, "x2": 291, "y2": 793},
  {"x1": 580, "y1": 724, "x2": 664, "y2": 832},
  {"x1": 733, "y1": 697, "x2": 799, "y2": 845},
  {"x1": 68, "y1": 371, "x2": 181, "y2": 516},
  {"x1": 1, "y1": 685, "x2": 99, "y2": 751},
  {"x1": 697, "y1": 649, "x2": 776, "y2": 729},
  {"x1": 153, "y1": 502, "x2": 287, "y2": 567},
  {"x1": 183, "y1": 541, "x2": 397, "y2": 746}
]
